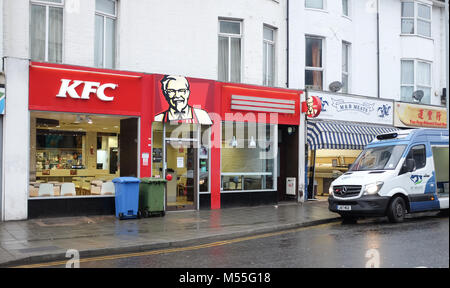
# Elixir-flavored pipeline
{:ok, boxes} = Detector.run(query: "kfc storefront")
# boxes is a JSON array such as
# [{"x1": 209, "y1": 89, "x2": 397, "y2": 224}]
[
  {"x1": 28, "y1": 62, "x2": 149, "y2": 218},
  {"x1": 25, "y1": 62, "x2": 303, "y2": 218}
]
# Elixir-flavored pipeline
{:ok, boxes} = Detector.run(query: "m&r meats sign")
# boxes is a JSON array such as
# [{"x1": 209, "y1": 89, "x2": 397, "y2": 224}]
[{"x1": 308, "y1": 91, "x2": 394, "y2": 125}]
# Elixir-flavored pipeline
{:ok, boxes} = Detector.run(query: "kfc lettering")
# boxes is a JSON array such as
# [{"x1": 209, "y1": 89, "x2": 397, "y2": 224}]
[{"x1": 56, "y1": 79, "x2": 118, "y2": 101}]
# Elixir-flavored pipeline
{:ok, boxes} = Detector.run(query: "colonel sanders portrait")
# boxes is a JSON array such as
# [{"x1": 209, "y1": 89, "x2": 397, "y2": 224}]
[{"x1": 154, "y1": 75, "x2": 212, "y2": 125}]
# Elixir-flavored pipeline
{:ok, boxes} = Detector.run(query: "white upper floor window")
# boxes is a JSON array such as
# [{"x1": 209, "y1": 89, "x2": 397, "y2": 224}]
[
  {"x1": 401, "y1": 1, "x2": 431, "y2": 37},
  {"x1": 342, "y1": 0, "x2": 350, "y2": 17},
  {"x1": 305, "y1": 36, "x2": 323, "y2": 90},
  {"x1": 401, "y1": 59, "x2": 432, "y2": 104},
  {"x1": 95, "y1": 0, "x2": 117, "y2": 69},
  {"x1": 342, "y1": 41, "x2": 351, "y2": 93},
  {"x1": 218, "y1": 19, "x2": 242, "y2": 83},
  {"x1": 263, "y1": 26, "x2": 276, "y2": 86},
  {"x1": 305, "y1": 0, "x2": 324, "y2": 10},
  {"x1": 30, "y1": 0, "x2": 64, "y2": 63}
]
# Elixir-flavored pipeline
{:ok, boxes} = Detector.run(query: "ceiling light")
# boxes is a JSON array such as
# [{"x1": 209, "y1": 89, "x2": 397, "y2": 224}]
[
  {"x1": 87, "y1": 116, "x2": 93, "y2": 124},
  {"x1": 230, "y1": 136, "x2": 238, "y2": 148},
  {"x1": 249, "y1": 136, "x2": 257, "y2": 148}
]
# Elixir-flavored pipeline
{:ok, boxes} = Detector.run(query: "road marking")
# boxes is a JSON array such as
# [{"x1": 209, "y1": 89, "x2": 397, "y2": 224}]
[{"x1": 14, "y1": 222, "x2": 336, "y2": 268}]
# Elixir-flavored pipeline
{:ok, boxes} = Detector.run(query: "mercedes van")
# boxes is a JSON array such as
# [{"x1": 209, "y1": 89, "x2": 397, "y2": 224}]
[{"x1": 328, "y1": 128, "x2": 449, "y2": 223}]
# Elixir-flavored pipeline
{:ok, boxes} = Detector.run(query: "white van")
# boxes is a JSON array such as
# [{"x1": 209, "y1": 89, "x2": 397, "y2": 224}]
[{"x1": 328, "y1": 128, "x2": 449, "y2": 223}]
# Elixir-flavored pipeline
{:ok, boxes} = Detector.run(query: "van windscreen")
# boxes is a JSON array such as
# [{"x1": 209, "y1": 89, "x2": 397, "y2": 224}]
[{"x1": 350, "y1": 145, "x2": 407, "y2": 171}]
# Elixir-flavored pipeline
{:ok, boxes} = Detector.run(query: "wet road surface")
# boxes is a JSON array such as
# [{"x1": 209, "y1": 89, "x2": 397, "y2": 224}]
[{"x1": 23, "y1": 213, "x2": 449, "y2": 268}]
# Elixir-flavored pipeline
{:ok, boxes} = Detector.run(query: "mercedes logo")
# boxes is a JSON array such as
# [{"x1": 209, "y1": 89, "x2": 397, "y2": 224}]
[{"x1": 335, "y1": 186, "x2": 347, "y2": 196}]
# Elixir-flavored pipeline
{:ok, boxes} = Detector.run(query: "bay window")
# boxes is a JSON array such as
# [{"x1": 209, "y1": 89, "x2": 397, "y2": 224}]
[
  {"x1": 401, "y1": 59, "x2": 432, "y2": 104},
  {"x1": 401, "y1": 2, "x2": 431, "y2": 37}
]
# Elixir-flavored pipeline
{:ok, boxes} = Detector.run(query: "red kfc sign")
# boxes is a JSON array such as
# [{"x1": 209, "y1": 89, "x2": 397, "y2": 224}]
[
  {"x1": 29, "y1": 63, "x2": 144, "y2": 116},
  {"x1": 301, "y1": 95, "x2": 322, "y2": 118},
  {"x1": 56, "y1": 79, "x2": 118, "y2": 101}
]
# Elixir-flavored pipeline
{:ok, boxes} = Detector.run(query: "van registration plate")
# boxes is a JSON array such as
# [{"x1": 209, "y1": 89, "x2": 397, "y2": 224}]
[{"x1": 337, "y1": 205, "x2": 352, "y2": 211}]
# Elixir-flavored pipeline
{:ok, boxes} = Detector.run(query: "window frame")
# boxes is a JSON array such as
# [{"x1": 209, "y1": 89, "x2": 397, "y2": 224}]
[
  {"x1": 30, "y1": 0, "x2": 65, "y2": 63},
  {"x1": 400, "y1": 58, "x2": 432, "y2": 104},
  {"x1": 305, "y1": 35, "x2": 324, "y2": 91},
  {"x1": 218, "y1": 19, "x2": 243, "y2": 83},
  {"x1": 95, "y1": 0, "x2": 118, "y2": 69},
  {"x1": 263, "y1": 25, "x2": 276, "y2": 87},
  {"x1": 401, "y1": 1, "x2": 432, "y2": 38}
]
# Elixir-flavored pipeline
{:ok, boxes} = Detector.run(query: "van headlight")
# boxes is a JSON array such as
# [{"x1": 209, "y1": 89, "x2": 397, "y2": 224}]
[
  {"x1": 329, "y1": 185, "x2": 334, "y2": 196},
  {"x1": 363, "y1": 182, "x2": 384, "y2": 195}
]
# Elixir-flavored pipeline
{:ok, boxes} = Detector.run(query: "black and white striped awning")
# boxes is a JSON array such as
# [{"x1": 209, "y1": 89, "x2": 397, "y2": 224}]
[{"x1": 307, "y1": 121, "x2": 398, "y2": 150}]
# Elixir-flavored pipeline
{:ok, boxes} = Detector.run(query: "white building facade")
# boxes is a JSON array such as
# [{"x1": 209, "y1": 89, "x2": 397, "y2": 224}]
[
  {"x1": 1, "y1": 0, "x2": 289, "y2": 221},
  {"x1": 288, "y1": 0, "x2": 448, "y2": 199},
  {"x1": 289, "y1": 0, "x2": 447, "y2": 106},
  {"x1": 0, "y1": 0, "x2": 448, "y2": 220}
]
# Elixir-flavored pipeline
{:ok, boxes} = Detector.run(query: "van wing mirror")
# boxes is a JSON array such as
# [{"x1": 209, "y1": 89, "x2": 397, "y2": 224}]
[{"x1": 401, "y1": 159, "x2": 416, "y2": 174}]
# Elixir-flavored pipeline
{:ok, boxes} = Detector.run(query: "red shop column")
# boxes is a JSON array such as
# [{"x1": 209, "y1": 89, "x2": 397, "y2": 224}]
[{"x1": 210, "y1": 117, "x2": 222, "y2": 209}]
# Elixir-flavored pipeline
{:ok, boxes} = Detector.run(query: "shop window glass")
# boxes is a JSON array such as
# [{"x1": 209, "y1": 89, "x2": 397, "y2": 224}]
[
  {"x1": 221, "y1": 122, "x2": 276, "y2": 191},
  {"x1": 29, "y1": 112, "x2": 130, "y2": 198}
]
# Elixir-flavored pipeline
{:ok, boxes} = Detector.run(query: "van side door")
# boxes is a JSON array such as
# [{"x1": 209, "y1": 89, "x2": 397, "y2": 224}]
[{"x1": 402, "y1": 144, "x2": 437, "y2": 212}]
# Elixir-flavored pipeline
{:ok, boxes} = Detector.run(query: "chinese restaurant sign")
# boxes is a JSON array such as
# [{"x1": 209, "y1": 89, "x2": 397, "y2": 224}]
[{"x1": 394, "y1": 102, "x2": 447, "y2": 128}]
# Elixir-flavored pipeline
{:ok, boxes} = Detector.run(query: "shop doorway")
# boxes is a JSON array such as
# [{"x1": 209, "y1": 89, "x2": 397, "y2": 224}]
[
  {"x1": 165, "y1": 139, "x2": 197, "y2": 210},
  {"x1": 119, "y1": 118, "x2": 139, "y2": 177},
  {"x1": 277, "y1": 125, "x2": 299, "y2": 202},
  {"x1": 152, "y1": 123, "x2": 205, "y2": 211}
]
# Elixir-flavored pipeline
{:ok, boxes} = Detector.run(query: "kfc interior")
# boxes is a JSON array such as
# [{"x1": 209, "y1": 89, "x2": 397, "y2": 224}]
[{"x1": 29, "y1": 112, "x2": 138, "y2": 200}]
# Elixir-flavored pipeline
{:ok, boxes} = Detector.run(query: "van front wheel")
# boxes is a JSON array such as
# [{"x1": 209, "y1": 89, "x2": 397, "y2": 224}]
[{"x1": 387, "y1": 197, "x2": 406, "y2": 223}]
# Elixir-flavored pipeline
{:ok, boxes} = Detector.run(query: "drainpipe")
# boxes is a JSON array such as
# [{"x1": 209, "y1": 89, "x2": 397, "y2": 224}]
[
  {"x1": 286, "y1": 0, "x2": 290, "y2": 88},
  {"x1": 376, "y1": 0, "x2": 381, "y2": 98},
  {"x1": 445, "y1": 0, "x2": 449, "y2": 129}
]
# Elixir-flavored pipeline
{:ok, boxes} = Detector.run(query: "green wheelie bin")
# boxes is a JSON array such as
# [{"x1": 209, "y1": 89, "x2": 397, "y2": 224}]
[{"x1": 139, "y1": 178, "x2": 166, "y2": 217}]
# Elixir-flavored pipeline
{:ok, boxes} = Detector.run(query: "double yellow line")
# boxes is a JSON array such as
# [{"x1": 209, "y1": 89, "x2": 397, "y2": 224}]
[{"x1": 14, "y1": 222, "x2": 334, "y2": 268}]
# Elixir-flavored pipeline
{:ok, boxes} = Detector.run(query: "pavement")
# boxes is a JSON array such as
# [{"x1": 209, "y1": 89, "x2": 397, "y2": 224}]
[{"x1": 0, "y1": 200, "x2": 340, "y2": 267}]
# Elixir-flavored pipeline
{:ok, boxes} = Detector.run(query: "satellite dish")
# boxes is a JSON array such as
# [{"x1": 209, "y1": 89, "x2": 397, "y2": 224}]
[
  {"x1": 412, "y1": 90, "x2": 424, "y2": 103},
  {"x1": 329, "y1": 81, "x2": 343, "y2": 92}
]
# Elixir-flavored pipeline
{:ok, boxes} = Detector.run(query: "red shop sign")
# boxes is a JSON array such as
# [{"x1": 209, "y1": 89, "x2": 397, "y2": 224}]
[
  {"x1": 29, "y1": 62, "x2": 144, "y2": 116},
  {"x1": 301, "y1": 95, "x2": 322, "y2": 118}
]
